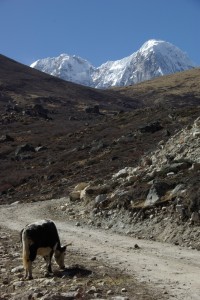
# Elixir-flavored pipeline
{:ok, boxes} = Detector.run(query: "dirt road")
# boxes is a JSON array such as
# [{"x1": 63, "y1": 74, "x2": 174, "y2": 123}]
[{"x1": 0, "y1": 198, "x2": 200, "y2": 299}]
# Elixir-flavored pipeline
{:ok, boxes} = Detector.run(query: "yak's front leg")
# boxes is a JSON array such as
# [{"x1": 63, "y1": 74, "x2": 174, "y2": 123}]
[{"x1": 43, "y1": 251, "x2": 53, "y2": 276}]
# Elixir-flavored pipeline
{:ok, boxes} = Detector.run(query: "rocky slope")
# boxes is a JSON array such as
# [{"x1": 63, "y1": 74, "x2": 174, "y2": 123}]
[
  {"x1": 66, "y1": 115, "x2": 200, "y2": 249},
  {"x1": 31, "y1": 40, "x2": 195, "y2": 88}
]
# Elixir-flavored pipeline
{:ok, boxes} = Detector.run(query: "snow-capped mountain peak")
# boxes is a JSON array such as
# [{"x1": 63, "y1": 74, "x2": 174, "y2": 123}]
[
  {"x1": 31, "y1": 40, "x2": 195, "y2": 88},
  {"x1": 31, "y1": 53, "x2": 94, "y2": 86}
]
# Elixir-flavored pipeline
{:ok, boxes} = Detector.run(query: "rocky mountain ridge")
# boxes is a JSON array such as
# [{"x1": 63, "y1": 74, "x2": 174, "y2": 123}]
[{"x1": 31, "y1": 39, "x2": 195, "y2": 88}]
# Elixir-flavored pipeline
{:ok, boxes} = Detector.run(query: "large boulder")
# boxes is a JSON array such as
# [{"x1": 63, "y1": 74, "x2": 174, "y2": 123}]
[
  {"x1": 80, "y1": 184, "x2": 110, "y2": 202},
  {"x1": 15, "y1": 144, "x2": 35, "y2": 156},
  {"x1": 144, "y1": 182, "x2": 170, "y2": 207},
  {"x1": 69, "y1": 191, "x2": 81, "y2": 201},
  {"x1": 15, "y1": 143, "x2": 35, "y2": 160}
]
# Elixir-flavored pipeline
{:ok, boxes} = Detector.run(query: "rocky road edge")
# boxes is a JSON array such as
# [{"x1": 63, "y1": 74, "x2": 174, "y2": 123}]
[{"x1": 0, "y1": 198, "x2": 200, "y2": 299}]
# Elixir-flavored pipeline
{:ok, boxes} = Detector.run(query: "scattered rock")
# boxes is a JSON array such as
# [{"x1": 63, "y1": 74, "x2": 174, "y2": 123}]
[
  {"x1": 107, "y1": 290, "x2": 114, "y2": 295},
  {"x1": 91, "y1": 256, "x2": 97, "y2": 261},
  {"x1": 15, "y1": 143, "x2": 35, "y2": 158},
  {"x1": 144, "y1": 182, "x2": 170, "y2": 207},
  {"x1": 85, "y1": 105, "x2": 100, "y2": 114},
  {"x1": 112, "y1": 297, "x2": 129, "y2": 300},
  {"x1": 0, "y1": 134, "x2": 14, "y2": 143},
  {"x1": 69, "y1": 191, "x2": 80, "y2": 201},
  {"x1": 35, "y1": 145, "x2": 48, "y2": 152},
  {"x1": 10, "y1": 201, "x2": 20, "y2": 205},
  {"x1": 134, "y1": 244, "x2": 140, "y2": 249},
  {"x1": 139, "y1": 121, "x2": 163, "y2": 134},
  {"x1": 87, "y1": 286, "x2": 97, "y2": 294},
  {"x1": 95, "y1": 194, "x2": 107, "y2": 206},
  {"x1": 41, "y1": 291, "x2": 79, "y2": 299},
  {"x1": 74, "y1": 182, "x2": 89, "y2": 192},
  {"x1": 11, "y1": 266, "x2": 24, "y2": 273},
  {"x1": 13, "y1": 280, "x2": 25, "y2": 287},
  {"x1": 190, "y1": 212, "x2": 200, "y2": 225}
]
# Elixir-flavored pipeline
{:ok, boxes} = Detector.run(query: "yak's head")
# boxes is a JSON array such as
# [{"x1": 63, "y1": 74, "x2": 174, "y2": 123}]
[{"x1": 54, "y1": 245, "x2": 66, "y2": 269}]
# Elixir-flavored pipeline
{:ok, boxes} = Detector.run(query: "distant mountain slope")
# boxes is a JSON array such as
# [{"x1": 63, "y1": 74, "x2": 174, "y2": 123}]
[
  {"x1": 114, "y1": 67, "x2": 200, "y2": 107},
  {"x1": 0, "y1": 54, "x2": 138, "y2": 112},
  {"x1": 0, "y1": 53, "x2": 200, "y2": 209},
  {"x1": 31, "y1": 39, "x2": 195, "y2": 88}
]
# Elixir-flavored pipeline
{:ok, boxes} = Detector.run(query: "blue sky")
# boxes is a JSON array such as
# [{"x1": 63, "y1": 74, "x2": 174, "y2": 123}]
[{"x1": 0, "y1": 0, "x2": 199, "y2": 67}]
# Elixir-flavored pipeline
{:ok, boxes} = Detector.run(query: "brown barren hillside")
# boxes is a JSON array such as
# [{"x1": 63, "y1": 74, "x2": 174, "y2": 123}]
[
  {"x1": 0, "y1": 54, "x2": 200, "y2": 205},
  {"x1": 0, "y1": 54, "x2": 138, "y2": 111},
  {"x1": 114, "y1": 67, "x2": 200, "y2": 107}
]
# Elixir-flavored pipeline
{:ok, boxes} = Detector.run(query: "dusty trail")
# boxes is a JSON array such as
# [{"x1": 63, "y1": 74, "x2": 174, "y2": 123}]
[{"x1": 0, "y1": 198, "x2": 200, "y2": 299}]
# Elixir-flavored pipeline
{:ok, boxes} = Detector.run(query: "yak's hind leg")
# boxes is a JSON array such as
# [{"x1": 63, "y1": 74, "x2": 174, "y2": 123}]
[
  {"x1": 26, "y1": 260, "x2": 33, "y2": 280},
  {"x1": 22, "y1": 248, "x2": 33, "y2": 279},
  {"x1": 22, "y1": 232, "x2": 34, "y2": 280}
]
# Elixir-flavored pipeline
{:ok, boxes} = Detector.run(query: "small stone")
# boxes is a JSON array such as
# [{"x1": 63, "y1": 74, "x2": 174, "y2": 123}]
[
  {"x1": 107, "y1": 290, "x2": 113, "y2": 295},
  {"x1": 87, "y1": 285, "x2": 97, "y2": 294},
  {"x1": 10, "y1": 201, "x2": 20, "y2": 205},
  {"x1": 32, "y1": 291, "x2": 44, "y2": 298},
  {"x1": 163, "y1": 290, "x2": 168, "y2": 294},
  {"x1": 13, "y1": 281, "x2": 25, "y2": 287},
  {"x1": 60, "y1": 205, "x2": 66, "y2": 211},
  {"x1": 190, "y1": 212, "x2": 200, "y2": 224},
  {"x1": 11, "y1": 266, "x2": 24, "y2": 273},
  {"x1": 162, "y1": 207, "x2": 167, "y2": 211},
  {"x1": 3, "y1": 278, "x2": 9, "y2": 285},
  {"x1": 167, "y1": 172, "x2": 175, "y2": 176},
  {"x1": 12, "y1": 252, "x2": 20, "y2": 258},
  {"x1": 112, "y1": 297, "x2": 129, "y2": 300},
  {"x1": 1, "y1": 268, "x2": 7, "y2": 273},
  {"x1": 91, "y1": 256, "x2": 97, "y2": 261},
  {"x1": 69, "y1": 191, "x2": 80, "y2": 201},
  {"x1": 134, "y1": 244, "x2": 140, "y2": 249},
  {"x1": 60, "y1": 291, "x2": 80, "y2": 298},
  {"x1": 121, "y1": 288, "x2": 127, "y2": 292}
]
